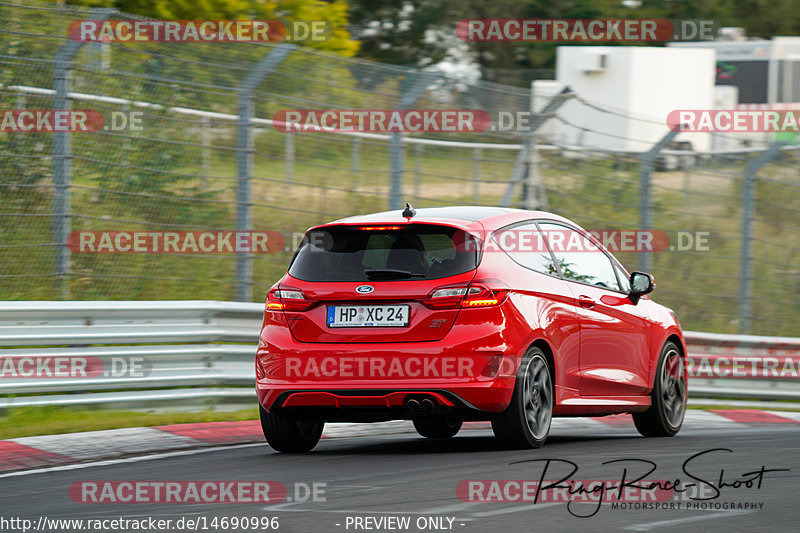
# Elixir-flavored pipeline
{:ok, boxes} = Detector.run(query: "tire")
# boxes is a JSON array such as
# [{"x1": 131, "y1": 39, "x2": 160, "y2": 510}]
[
  {"x1": 259, "y1": 404, "x2": 324, "y2": 453},
  {"x1": 491, "y1": 347, "x2": 553, "y2": 449},
  {"x1": 413, "y1": 416, "x2": 463, "y2": 439},
  {"x1": 633, "y1": 341, "x2": 687, "y2": 437}
]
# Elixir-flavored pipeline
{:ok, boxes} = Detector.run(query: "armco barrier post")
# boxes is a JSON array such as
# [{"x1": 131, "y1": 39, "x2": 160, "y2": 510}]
[
  {"x1": 52, "y1": 8, "x2": 113, "y2": 300},
  {"x1": 638, "y1": 129, "x2": 679, "y2": 273},
  {"x1": 739, "y1": 141, "x2": 786, "y2": 334},
  {"x1": 235, "y1": 45, "x2": 294, "y2": 302}
]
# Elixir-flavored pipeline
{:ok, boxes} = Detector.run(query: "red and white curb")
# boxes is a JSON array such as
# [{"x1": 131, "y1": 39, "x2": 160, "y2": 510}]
[{"x1": 1, "y1": 410, "x2": 798, "y2": 473}]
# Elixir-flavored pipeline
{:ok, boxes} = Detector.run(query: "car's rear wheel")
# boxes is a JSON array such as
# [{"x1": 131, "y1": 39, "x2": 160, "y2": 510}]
[
  {"x1": 260, "y1": 404, "x2": 324, "y2": 453},
  {"x1": 413, "y1": 416, "x2": 463, "y2": 439},
  {"x1": 492, "y1": 347, "x2": 553, "y2": 449},
  {"x1": 633, "y1": 341, "x2": 686, "y2": 437}
]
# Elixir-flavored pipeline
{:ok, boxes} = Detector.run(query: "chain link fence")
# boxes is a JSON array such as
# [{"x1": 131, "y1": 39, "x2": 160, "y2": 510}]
[{"x1": 1, "y1": 1, "x2": 799, "y2": 337}]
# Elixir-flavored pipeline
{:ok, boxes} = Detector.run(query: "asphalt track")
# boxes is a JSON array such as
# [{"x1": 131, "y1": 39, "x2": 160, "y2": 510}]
[{"x1": 1, "y1": 418, "x2": 798, "y2": 533}]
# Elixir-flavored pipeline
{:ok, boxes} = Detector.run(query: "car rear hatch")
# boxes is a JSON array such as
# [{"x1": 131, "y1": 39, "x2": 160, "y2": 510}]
[{"x1": 272, "y1": 223, "x2": 485, "y2": 343}]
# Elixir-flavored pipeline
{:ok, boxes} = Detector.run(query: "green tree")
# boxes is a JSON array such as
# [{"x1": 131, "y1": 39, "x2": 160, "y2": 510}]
[
  {"x1": 51, "y1": 0, "x2": 359, "y2": 56},
  {"x1": 347, "y1": 0, "x2": 800, "y2": 85}
]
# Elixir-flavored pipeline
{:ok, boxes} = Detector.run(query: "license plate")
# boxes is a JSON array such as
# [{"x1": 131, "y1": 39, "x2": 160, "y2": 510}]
[{"x1": 327, "y1": 305, "x2": 410, "y2": 328}]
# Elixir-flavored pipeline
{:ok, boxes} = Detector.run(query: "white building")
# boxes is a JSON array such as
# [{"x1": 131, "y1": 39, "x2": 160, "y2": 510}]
[{"x1": 535, "y1": 46, "x2": 716, "y2": 153}]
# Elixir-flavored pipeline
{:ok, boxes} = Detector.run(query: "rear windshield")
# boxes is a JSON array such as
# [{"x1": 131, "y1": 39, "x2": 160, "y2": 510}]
[{"x1": 288, "y1": 224, "x2": 480, "y2": 282}]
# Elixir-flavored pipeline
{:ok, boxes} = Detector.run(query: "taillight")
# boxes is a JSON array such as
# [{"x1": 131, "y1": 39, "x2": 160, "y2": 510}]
[
  {"x1": 462, "y1": 286, "x2": 509, "y2": 307},
  {"x1": 267, "y1": 287, "x2": 316, "y2": 312},
  {"x1": 422, "y1": 286, "x2": 470, "y2": 309},
  {"x1": 422, "y1": 283, "x2": 508, "y2": 309}
]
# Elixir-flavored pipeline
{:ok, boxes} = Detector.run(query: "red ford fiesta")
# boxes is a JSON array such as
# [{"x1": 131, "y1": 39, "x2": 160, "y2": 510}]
[{"x1": 256, "y1": 205, "x2": 687, "y2": 452}]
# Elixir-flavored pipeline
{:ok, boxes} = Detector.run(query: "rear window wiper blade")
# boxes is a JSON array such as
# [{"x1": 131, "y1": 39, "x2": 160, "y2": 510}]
[{"x1": 364, "y1": 268, "x2": 426, "y2": 280}]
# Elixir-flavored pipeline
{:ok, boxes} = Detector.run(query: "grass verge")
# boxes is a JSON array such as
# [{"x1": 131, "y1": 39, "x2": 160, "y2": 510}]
[{"x1": 0, "y1": 406, "x2": 259, "y2": 440}]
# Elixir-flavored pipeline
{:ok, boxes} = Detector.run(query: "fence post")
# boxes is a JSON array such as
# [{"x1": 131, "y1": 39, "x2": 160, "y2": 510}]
[
  {"x1": 637, "y1": 129, "x2": 679, "y2": 273},
  {"x1": 389, "y1": 131, "x2": 404, "y2": 209},
  {"x1": 523, "y1": 83, "x2": 545, "y2": 210},
  {"x1": 389, "y1": 72, "x2": 436, "y2": 210},
  {"x1": 473, "y1": 147, "x2": 481, "y2": 204},
  {"x1": 683, "y1": 166, "x2": 691, "y2": 216},
  {"x1": 235, "y1": 45, "x2": 294, "y2": 302},
  {"x1": 201, "y1": 115, "x2": 211, "y2": 183},
  {"x1": 52, "y1": 8, "x2": 113, "y2": 300},
  {"x1": 350, "y1": 136, "x2": 361, "y2": 190},
  {"x1": 501, "y1": 86, "x2": 573, "y2": 208},
  {"x1": 284, "y1": 130, "x2": 294, "y2": 188},
  {"x1": 413, "y1": 143, "x2": 423, "y2": 202},
  {"x1": 738, "y1": 141, "x2": 786, "y2": 334}
]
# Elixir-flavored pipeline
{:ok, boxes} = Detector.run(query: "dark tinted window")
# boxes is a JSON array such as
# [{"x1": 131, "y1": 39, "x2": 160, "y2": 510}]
[
  {"x1": 288, "y1": 225, "x2": 479, "y2": 282},
  {"x1": 538, "y1": 222, "x2": 621, "y2": 291}
]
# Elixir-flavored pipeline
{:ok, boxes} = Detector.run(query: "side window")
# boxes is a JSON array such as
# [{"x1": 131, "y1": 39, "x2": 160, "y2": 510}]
[
  {"x1": 538, "y1": 222, "x2": 621, "y2": 291},
  {"x1": 494, "y1": 222, "x2": 559, "y2": 276}
]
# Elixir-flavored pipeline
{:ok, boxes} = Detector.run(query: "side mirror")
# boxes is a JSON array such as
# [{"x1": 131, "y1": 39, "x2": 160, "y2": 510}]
[{"x1": 629, "y1": 271, "x2": 655, "y2": 304}]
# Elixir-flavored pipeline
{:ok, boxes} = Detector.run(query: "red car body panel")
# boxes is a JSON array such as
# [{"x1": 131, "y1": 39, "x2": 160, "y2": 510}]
[{"x1": 255, "y1": 207, "x2": 686, "y2": 420}]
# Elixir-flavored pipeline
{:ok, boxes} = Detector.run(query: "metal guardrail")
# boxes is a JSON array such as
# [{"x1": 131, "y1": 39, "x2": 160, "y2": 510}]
[
  {"x1": 684, "y1": 331, "x2": 800, "y2": 401},
  {"x1": 0, "y1": 301, "x2": 262, "y2": 408},
  {"x1": 0, "y1": 301, "x2": 798, "y2": 408}
]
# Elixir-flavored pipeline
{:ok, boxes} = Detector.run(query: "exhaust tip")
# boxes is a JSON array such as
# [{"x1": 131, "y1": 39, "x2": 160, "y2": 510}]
[
  {"x1": 420, "y1": 398, "x2": 435, "y2": 411},
  {"x1": 406, "y1": 398, "x2": 420, "y2": 411}
]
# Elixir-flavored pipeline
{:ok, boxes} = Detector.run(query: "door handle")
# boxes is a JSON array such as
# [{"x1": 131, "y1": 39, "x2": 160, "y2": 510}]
[{"x1": 578, "y1": 295, "x2": 595, "y2": 308}]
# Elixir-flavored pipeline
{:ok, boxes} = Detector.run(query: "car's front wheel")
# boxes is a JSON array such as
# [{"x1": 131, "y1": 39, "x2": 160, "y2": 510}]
[
  {"x1": 260, "y1": 404, "x2": 324, "y2": 453},
  {"x1": 413, "y1": 416, "x2": 463, "y2": 438},
  {"x1": 633, "y1": 341, "x2": 686, "y2": 437},
  {"x1": 492, "y1": 347, "x2": 553, "y2": 449}
]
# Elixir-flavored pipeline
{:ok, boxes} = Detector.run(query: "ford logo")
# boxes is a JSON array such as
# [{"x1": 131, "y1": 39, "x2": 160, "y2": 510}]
[{"x1": 356, "y1": 285, "x2": 374, "y2": 294}]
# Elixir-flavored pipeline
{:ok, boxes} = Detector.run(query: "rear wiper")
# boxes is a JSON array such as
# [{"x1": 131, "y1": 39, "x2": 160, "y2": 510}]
[{"x1": 364, "y1": 268, "x2": 426, "y2": 280}]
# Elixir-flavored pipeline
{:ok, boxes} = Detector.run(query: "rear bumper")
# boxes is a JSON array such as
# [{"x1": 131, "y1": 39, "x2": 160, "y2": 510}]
[{"x1": 256, "y1": 325, "x2": 521, "y2": 415}]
